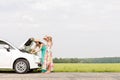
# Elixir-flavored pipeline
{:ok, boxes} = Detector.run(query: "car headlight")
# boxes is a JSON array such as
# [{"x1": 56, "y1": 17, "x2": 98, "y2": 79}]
[{"x1": 33, "y1": 55, "x2": 41, "y2": 63}]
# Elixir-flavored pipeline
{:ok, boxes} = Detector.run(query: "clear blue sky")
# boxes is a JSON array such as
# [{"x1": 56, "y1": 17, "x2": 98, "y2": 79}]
[{"x1": 0, "y1": 0, "x2": 120, "y2": 58}]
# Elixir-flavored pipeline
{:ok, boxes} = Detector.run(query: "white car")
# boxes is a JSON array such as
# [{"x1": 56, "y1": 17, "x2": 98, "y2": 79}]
[{"x1": 0, "y1": 39, "x2": 40, "y2": 73}]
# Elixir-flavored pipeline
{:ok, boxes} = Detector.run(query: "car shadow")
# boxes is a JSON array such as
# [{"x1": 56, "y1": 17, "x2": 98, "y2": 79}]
[
  {"x1": 0, "y1": 71, "x2": 15, "y2": 73},
  {"x1": 0, "y1": 70, "x2": 42, "y2": 74}
]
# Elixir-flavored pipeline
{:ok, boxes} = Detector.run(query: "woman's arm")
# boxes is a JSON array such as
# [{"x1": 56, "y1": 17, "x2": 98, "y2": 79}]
[
  {"x1": 33, "y1": 44, "x2": 43, "y2": 53},
  {"x1": 31, "y1": 46, "x2": 37, "y2": 54},
  {"x1": 37, "y1": 44, "x2": 43, "y2": 52},
  {"x1": 48, "y1": 41, "x2": 53, "y2": 49}
]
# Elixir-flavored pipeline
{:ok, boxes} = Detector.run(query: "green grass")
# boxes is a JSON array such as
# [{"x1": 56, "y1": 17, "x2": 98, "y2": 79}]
[{"x1": 54, "y1": 63, "x2": 120, "y2": 72}]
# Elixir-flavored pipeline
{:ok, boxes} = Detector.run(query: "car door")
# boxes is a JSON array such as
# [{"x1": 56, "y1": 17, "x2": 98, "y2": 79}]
[{"x1": 0, "y1": 40, "x2": 12, "y2": 68}]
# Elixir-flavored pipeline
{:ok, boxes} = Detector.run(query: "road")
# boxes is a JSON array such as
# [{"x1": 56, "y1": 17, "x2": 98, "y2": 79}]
[{"x1": 0, "y1": 72, "x2": 120, "y2": 80}]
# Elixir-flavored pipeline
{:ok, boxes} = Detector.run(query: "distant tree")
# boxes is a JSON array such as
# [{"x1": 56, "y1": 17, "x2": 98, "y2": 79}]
[{"x1": 53, "y1": 57, "x2": 120, "y2": 63}]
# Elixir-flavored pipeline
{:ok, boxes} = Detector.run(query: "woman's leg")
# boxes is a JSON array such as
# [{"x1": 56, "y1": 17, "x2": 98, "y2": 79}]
[
  {"x1": 45, "y1": 53, "x2": 54, "y2": 73},
  {"x1": 41, "y1": 47, "x2": 47, "y2": 73},
  {"x1": 45, "y1": 65, "x2": 51, "y2": 73}
]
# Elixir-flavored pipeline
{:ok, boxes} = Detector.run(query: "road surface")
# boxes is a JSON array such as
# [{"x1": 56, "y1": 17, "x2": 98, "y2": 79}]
[{"x1": 0, "y1": 72, "x2": 120, "y2": 80}]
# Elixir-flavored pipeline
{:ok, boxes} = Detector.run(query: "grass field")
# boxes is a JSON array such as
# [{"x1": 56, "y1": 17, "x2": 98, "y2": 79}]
[{"x1": 54, "y1": 63, "x2": 120, "y2": 72}]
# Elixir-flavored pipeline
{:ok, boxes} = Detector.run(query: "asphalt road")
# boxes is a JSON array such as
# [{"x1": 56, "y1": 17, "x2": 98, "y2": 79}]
[{"x1": 0, "y1": 72, "x2": 120, "y2": 80}]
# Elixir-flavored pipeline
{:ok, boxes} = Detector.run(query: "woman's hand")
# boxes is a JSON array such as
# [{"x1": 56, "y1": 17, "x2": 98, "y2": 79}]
[{"x1": 31, "y1": 49, "x2": 36, "y2": 54}]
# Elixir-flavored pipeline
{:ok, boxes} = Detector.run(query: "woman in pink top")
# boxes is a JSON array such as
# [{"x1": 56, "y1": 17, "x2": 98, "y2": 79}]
[{"x1": 43, "y1": 36, "x2": 54, "y2": 73}]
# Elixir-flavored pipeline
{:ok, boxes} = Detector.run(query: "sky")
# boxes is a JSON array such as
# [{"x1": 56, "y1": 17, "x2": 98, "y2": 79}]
[{"x1": 0, "y1": 0, "x2": 120, "y2": 58}]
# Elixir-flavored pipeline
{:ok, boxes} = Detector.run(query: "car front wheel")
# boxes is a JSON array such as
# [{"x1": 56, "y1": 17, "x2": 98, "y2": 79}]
[{"x1": 14, "y1": 59, "x2": 29, "y2": 73}]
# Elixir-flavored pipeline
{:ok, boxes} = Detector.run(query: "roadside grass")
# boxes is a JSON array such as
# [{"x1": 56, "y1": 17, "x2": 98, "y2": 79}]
[{"x1": 54, "y1": 63, "x2": 120, "y2": 72}]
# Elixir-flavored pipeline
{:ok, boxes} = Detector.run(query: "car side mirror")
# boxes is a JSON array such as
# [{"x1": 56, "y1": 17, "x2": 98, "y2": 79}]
[{"x1": 4, "y1": 45, "x2": 10, "y2": 52}]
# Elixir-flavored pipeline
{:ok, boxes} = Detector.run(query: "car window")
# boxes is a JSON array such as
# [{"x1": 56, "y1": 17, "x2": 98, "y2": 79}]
[{"x1": 0, "y1": 40, "x2": 14, "y2": 49}]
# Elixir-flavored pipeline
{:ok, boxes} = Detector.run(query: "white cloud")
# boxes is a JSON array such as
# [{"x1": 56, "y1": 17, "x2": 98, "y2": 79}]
[
  {"x1": 31, "y1": 0, "x2": 71, "y2": 10},
  {"x1": 21, "y1": 15, "x2": 34, "y2": 23}
]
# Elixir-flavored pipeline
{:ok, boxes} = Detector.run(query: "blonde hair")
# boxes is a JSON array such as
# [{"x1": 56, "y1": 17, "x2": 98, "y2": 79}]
[
  {"x1": 48, "y1": 36, "x2": 52, "y2": 42},
  {"x1": 44, "y1": 35, "x2": 53, "y2": 48}
]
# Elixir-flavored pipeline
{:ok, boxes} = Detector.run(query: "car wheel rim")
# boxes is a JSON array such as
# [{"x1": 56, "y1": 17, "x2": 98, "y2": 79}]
[{"x1": 15, "y1": 61, "x2": 27, "y2": 73}]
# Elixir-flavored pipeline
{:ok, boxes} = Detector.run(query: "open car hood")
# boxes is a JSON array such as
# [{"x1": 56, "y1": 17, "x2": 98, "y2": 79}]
[
  {"x1": 19, "y1": 39, "x2": 28, "y2": 49},
  {"x1": 19, "y1": 39, "x2": 36, "y2": 53}
]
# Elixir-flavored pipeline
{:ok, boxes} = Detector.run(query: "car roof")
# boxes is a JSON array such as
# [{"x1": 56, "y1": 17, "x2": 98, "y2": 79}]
[
  {"x1": 0, "y1": 39, "x2": 8, "y2": 42},
  {"x1": 0, "y1": 39, "x2": 17, "y2": 49}
]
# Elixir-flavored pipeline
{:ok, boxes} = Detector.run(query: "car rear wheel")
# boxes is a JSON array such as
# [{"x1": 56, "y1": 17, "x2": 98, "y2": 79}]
[{"x1": 14, "y1": 59, "x2": 29, "y2": 74}]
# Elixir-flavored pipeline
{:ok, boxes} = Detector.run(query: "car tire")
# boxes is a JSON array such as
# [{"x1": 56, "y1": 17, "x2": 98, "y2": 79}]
[{"x1": 14, "y1": 59, "x2": 29, "y2": 74}]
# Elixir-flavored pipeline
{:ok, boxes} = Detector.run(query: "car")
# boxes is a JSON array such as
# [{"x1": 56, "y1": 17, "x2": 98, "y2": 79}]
[{"x1": 0, "y1": 39, "x2": 40, "y2": 73}]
